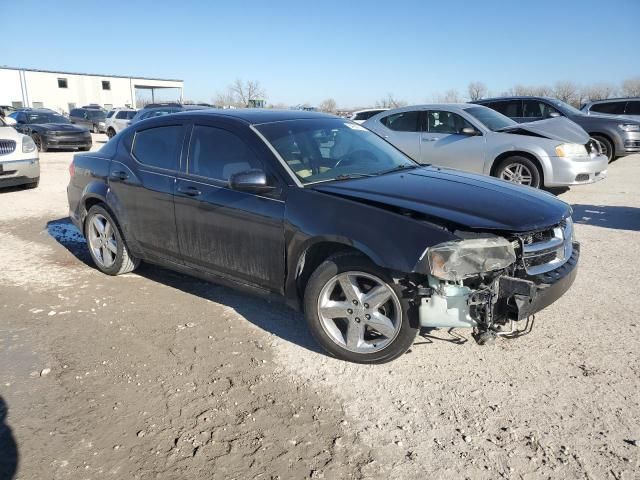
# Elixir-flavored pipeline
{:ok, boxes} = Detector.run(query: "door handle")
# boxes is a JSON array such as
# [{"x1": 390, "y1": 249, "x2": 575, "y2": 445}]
[
  {"x1": 177, "y1": 185, "x2": 202, "y2": 197},
  {"x1": 111, "y1": 170, "x2": 128, "y2": 181},
  {"x1": 422, "y1": 137, "x2": 437, "y2": 142}
]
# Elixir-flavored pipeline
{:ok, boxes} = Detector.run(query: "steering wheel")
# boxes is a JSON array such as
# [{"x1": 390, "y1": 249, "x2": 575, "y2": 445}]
[{"x1": 334, "y1": 149, "x2": 377, "y2": 169}]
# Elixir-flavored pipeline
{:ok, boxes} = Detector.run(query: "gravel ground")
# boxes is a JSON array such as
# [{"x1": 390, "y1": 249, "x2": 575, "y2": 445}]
[{"x1": 0, "y1": 134, "x2": 639, "y2": 479}]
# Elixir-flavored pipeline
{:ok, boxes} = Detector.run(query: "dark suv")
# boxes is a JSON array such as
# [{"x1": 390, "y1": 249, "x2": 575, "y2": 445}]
[
  {"x1": 473, "y1": 96, "x2": 640, "y2": 161},
  {"x1": 67, "y1": 110, "x2": 579, "y2": 363},
  {"x1": 69, "y1": 107, "x2": 107, "y2": 134}
]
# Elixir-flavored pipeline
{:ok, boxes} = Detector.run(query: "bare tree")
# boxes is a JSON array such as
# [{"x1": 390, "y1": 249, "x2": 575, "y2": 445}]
[
  {"x1": 434, "y1": 89, "x2": 462, "y2": 103},
  {"x1": 318, "y1": 98, "x2": 337, "y2": 113},
  {"x1": 229, "y1": 79, "x2": 267, "y2": 107},
  {"x1": 212, "y1": 90, "x2": 237, "y2": 108},
  {"x1": 580, "y1": 83, "x2": 617, "y2": 104},
  {"x1": 467, "y1": 81, "x2": 487, "y2": 101},
  {"x1": 554, "y1": 81, "x2": 580, "y2": 106},
  {"x1": 375, "y1": 93, "x2": 407, "y2": 108},
  {"x1": 621, "y1": 77, "x2": 640, "y2": 97}
]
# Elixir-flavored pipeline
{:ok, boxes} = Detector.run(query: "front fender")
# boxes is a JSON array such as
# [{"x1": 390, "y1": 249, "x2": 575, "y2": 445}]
[{"x1": 284, "y1": 188, "x2": 457, "y2": 299}]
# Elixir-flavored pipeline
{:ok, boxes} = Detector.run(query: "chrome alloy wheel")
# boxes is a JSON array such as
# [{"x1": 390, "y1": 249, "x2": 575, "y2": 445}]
[
  {"x1": 87, "y1": 213, "x2": 117, "y2": 268},
  {"x1": 317, "y1": 271, "x2": 402, "y2": 354},
  {"x1": 500, "y1": 163, "x2": 533, "y2": 185}
]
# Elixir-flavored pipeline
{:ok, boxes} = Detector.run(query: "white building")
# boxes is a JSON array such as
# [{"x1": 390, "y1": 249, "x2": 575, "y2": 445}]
[{"x1": 0, "y1": 66, "x2": 184, "y2": 114}]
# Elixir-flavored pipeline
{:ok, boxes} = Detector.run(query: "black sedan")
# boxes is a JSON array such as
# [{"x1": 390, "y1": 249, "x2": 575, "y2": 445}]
[
  {"x1": 10, "y1": 109, "x2": 92, "y2": 152},
  {"x1": 67, "y1": 110, "x2": 579, "y2": 363}
]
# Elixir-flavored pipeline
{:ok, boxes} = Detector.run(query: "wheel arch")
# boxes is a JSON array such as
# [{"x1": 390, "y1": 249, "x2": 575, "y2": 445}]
[
  {"x1": 588, "y1": 131, "x2": 616, "y2": 156},
  {"x1": 490, "y1": 150, "x2": 546, "y2": 185},
  {"x1": 292, "y1": 239, "x2": 380, "y2": 302}
]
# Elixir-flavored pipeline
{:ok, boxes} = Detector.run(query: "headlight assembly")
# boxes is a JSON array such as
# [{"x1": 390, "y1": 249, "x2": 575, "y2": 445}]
[
  {"x1": 555, "y1": 143, "x2": 587, "y2": 157},
  {"x1": 427, "y1": 237, "x2": 516, "y2": 282},
  {"x1": 618, "y1": 123, "x2": 640, "y2": 132},
  {"x1": 22, "y1": 135, "x2": 37, "y2": 153}
]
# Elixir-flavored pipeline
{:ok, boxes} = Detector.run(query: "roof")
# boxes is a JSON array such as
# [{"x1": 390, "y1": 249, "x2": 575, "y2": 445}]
[
  {"x1": 173, "y1": 108, "x2": 337, "y2": 124},
  {"x1": 583, "y1": 97, "x2": 640, "y2": 104},
  {"x1": 0, "y1": 66, "x2": 182, "y2": 83},
  {"x1": 472, "y1": 96, "x2": 554, "y2": 103}
]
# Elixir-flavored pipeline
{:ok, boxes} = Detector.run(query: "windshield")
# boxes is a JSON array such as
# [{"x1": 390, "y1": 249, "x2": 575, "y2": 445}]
[
  {"x1": 464, "y1": 106, "x2": 517, "y2": 131},
  {"x1": 256, "y1": 118, "x2": 417, "y2": 185},
  {"x1": 26, "y1": 113, "x2": 70, "y2": 124},
  {"x1": 547, "y1": 99, "x2": 583, "y2": 116}
]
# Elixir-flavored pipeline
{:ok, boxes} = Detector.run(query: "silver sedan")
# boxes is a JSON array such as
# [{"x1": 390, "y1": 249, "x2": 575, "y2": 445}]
[{"x1": 363, "y1": 104, "x2": 608, "y2": 188}]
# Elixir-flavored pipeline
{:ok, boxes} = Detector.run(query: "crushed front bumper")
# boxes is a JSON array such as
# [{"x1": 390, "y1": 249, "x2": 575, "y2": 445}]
[{"x1": 418, "y1": 242, "x2": 580, "y2": 328}]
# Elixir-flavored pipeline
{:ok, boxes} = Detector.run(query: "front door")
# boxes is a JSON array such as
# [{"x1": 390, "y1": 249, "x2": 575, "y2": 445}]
[
  {"x1": 419, "y1": 110, "x2": 486, "y2": 173},
  {"x1": 174, "y1": 123, "x2": 286, "y2": 291},
  {"x1": 108, "y1": 123, "x2": 185, "y2": 262}
]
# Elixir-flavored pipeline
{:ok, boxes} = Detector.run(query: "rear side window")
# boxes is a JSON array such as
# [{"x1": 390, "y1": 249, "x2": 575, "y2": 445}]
[
  {"x1": 380, "y1": 111, "x2": 421, "y2": 132},
  {"x1": 115, "y1": 110, "x2": 134, "y2": 119},
  {"x1": 354, "y1": 110, "x2": 382, "y2": 121},
  {"x1": 188, "y1": 125, "x2": 262, "y2": 181},
  {"x1": 70, "y1": 109, "x2": 80, "y2": 117},
  {"x1": 590, "y1": 102, "x2": 626, "y2": 114},
  {"x1": 625, "y1": 101, "x2": 640, "y2": 115},
  {"x1": 106, "y1": 110, "x2": 115, "y2": 118},
  {"x1": 489, "y1": 100, "x2": 522, "y2": 118},
  {"x1": 132, "y1": 125, "x2": 183, "y2": 171}
]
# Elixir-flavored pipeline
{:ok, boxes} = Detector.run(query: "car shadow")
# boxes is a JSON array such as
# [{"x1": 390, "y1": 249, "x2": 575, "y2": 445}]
[
  {"x1": 572, "y1": 204, "x2": 640, "y2": 231},
  {"x1": 46, "y1": 217, "x2": 322, "y2": 354},
  {"x1": 46, "y1": 217, "x2": 468, "y2": 357},
  {"x1": 0, "y1": 396, "x2": 18, "y2": 480}
]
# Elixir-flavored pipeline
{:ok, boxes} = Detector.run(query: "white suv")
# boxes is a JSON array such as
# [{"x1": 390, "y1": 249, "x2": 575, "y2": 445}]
[
  {"x1": 105, "y1": 108, "x2": 137, "y2": 138},
  {"x1": 0, "y1": 116, "x2": 40, "y2": 189}
]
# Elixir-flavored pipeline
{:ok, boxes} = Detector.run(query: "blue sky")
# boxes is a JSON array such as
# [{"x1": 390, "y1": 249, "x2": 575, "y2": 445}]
[{"x1": 1, "y1": 0, "x2": 638, "y2": 107}]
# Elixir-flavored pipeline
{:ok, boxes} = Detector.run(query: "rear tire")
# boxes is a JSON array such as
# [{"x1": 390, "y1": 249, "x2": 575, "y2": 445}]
[
  {"x1": 92, "y1": 124, "x2": 99, "y2": 134},
  {"x1": 303, "y1": 252, "x2": 419, "y2": 364},
  {"x1": 495, "y1": 155, "x2": 542, "y2": 188},
  {"x1": 592, "y1": 135, "x2": 613, "y2": 162},
  {"x1": 84, "y1": 205, "x2": 139, "y2": 276}
]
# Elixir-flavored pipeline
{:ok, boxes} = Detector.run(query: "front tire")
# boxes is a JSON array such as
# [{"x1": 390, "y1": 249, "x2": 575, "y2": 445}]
[
  {"x1": 85, "y1": 205, "x2": 139, "y2": 275},
  {"x1": 592, "y1": 135, "x2": 613, "y2": 162},
  {"x1": 92, "y1": 124, "x2": 99, "y2": 134},
  {"x1": 303, "y1": 253, "x2": 419, "y2": 364},
  {"x1": 32, "y1": 133, "x2": 47, "y2": 152},
  {"x1": 106, "y1": 127, "x2": 116, "y2": 139},
  {"x1": 495, "y1": 155, "x2": 541, "y2": 188},
  {"x1": 24, "y1": 177, "x2": 39, "y2": 189}
]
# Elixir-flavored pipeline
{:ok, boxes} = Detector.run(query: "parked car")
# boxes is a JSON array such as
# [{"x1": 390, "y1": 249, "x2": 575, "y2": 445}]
[
  {"x1": 350, "y1": 108, "x2": 388, "y2": 124},
  {"x1": 129, "y1": 104, "x2": 208, "y2": 125},
  {"x1": 472, "y1": 96, "x2": 640, "y2": 161},
  {"x1": 580, "y1": 98, "x2": 640, "y2": 120},
  {"x1": 0, "y1": 115, "x2": 39, "y2": 189},
  {"x1": 69, "y1": 107, "x2": 107, "y2": 133},
  {"x1": 105, "y1": 108, "x2": 137, "y2": 138},
  {"x1": 9, "y1": 109, "x2": 92, "y2": 152},
  {"x1": 363, "y1": 104, "x2": 607, "y2": 189},
  {"x1": 68, "y1": 110, "x2": 579, "y2": 363}
]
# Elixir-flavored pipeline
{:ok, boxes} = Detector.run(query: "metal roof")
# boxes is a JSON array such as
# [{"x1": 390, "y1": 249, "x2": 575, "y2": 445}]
[{"x1": 0, "y1": 66, "x2": 182, "y2": 83}]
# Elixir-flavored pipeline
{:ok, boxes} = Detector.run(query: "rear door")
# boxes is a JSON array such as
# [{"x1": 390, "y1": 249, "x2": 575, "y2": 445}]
[
  {"x1": 419, "y1": 110, "x2": 486, "y2": 172},
  {"x1": 624, "y1": 101, "x2": 640, "y2": 118},
  {"x1": 108, "y1": 122, "x2": 185, "y2": 263},
  {"x1": 375, "y1": 110, "x2": 422, "y2": 161},
  {"x1": 174, "y1": 120, "x2": 286, "y2": 291}
]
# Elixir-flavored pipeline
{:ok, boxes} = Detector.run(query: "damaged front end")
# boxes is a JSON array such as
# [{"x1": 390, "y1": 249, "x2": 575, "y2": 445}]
[{"x1": 412, "y1": 218, "x2": 579, "y2": 343}]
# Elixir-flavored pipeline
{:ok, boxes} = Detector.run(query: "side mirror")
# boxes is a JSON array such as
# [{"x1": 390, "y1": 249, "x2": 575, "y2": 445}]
[
  {"x1": 229, "y1": 169, "x2": 275, "y2": 194},
  {"x1": 461, "y1": 127, "x2": 480, "y2": 136},
  {"x1": 548, "y1": 112, "x2": 561, "y2": 118}
]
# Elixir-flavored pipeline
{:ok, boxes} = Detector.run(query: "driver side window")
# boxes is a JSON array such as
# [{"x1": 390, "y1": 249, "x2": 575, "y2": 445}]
[
  {"x1": 427, "y1": 111, "x2": 474, "y2": 134},
  {"x1": 523, "y1": 100, "x2": 559, "y2": 119}
]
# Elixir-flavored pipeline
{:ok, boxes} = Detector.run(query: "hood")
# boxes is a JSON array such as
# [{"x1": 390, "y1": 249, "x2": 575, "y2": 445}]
[
  {"x1": 498, "y1": 117, "x2": 589, "y2": 143},
  {"x1": 38, "y1": 123, "x2": 89, "y2": 133},
  {"x1": 311, "y1": 167, "x2": 570, "y2": 232},
  {"x1": 570, "y1": 112, "x2": 640, "y2": 127},
  {"x1": 0, "y1": 125, "x2": 23, "y2": 141}
]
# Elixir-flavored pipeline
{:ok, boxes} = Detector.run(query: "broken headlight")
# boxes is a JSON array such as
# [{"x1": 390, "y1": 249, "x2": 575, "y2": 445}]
[{"x1": 427, "y1": 237, "x2": 516, "y2": 282}]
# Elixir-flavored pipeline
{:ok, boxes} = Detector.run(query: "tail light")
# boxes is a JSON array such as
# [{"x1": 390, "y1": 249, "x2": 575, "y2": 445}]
[{"x1": 69, "y1": 160, "x2": 75, "y2": 177}]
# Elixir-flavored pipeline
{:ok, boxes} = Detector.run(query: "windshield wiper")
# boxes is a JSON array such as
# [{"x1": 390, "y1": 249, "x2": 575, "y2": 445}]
[
  {"x1": 305, "y1": 173, "x2": 376, "y2": 185},
  {"x1": 374, "y1": 164, "x2": 421, "y2": 176}
]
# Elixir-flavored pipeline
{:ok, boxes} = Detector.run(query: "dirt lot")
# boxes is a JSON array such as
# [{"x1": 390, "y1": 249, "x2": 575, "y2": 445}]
[{"x1": 1, "y1": 135, "x2": 639, "y2": 479}]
